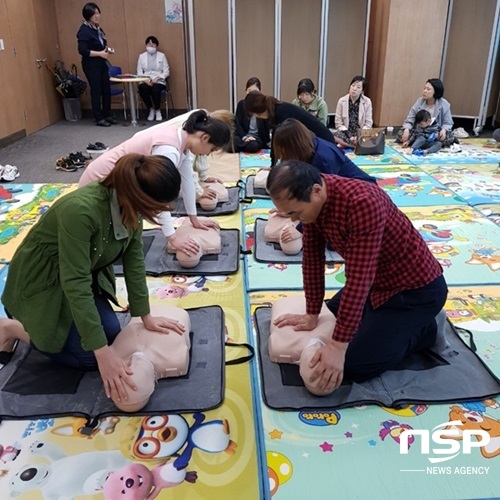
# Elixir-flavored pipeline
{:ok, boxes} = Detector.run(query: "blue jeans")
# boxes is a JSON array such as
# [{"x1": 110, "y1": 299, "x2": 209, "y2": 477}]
[
  {"x1": 32, "y1": 292, "x2": 121, "y2": 371},
  {"x1": 412, "y1": 136, "x2": 442, "y2": 154},
  {"x1": 327, "y1": 275, "x2": 448, "y2": 382}
]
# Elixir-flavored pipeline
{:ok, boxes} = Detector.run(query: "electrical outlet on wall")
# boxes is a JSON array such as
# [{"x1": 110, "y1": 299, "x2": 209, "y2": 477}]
[{"x1": 0, "y1": 39, "x2": 5, "y2": 51}]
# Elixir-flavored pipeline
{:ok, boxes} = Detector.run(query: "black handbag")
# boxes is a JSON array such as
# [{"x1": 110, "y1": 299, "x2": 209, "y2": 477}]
[{"x1": 355, "y1": 128, "x2": 385, "y2": 155}]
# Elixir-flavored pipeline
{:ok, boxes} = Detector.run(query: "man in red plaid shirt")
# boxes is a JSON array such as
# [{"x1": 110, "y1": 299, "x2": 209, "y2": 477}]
[{"x1": 268, "y1": 161, "x2": 448, "y2": 393}]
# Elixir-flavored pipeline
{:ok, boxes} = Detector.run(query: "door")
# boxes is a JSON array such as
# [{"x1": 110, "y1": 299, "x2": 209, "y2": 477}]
[{"x1": 5, "y1": 0, "x2": 50, "y2": 134}]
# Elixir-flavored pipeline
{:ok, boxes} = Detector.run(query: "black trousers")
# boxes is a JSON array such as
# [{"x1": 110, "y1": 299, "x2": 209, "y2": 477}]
[
  {"x1": 327, "y1": 274, "x2": 448, "y2": 382},
  {"x1": 138, "y1": 82, "x2": 165, "y2": 110},
  {"x1": 82, "y1": 59, "x2": 111, "y2": 122}
]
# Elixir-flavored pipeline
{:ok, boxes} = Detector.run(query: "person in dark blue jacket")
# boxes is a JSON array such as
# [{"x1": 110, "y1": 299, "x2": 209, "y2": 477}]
[
  {"x1": 273, "y1": 119, "x2": 376, "y2": 183},
  {"x1": 273, "y1": 118, "x2": 377, "y2": 240},
  {"x1": 77, "y1": 3, "x2": 115, "y2": 127}
]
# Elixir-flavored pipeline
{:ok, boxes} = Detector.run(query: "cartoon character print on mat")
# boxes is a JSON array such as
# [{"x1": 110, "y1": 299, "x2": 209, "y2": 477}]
[
  {"x1": 21, "y1": 419, "x2": 55, "y2": 438},
  {"x1": 155, "y1": 275, "x2": 229, "y2": 299},
  {"x1": 51, "y1": 416, "x2": 120, "y2": 439},
  {"x1": 381, "y1": 404, "x2": 429, "y2": 417},
  {"x1": 267, "y1": 451, "x2": 293, "y2": 497},
  {"x1": 429, "y1": 186, "x2": 455, "y2": 198},
  {"x1": 466, "y1": 247, "x2": 500, "y2": 272},
  {"x1": 120, "y1": 413, "x2": 236, "y2": 470},
  {"x1": 0, "y1": 443, "x2": 21, "y2": 464},
  {"x1": 104, "y1": 461, "x2": 197, "y2": 499},
  {"x1": 267, "y1": 263, "x2": 287, "y2": 272},
  {"x1": 443, "y1": 405, "x2": 500, "y2": 459},
  {"x1": 8, "y1": 441, "x2": 131, "y2": 498},
  {"x1": 298, "y1": 410, "x2": 340, "y2": 426},
  {"x1": 418, "y1": 224, "x2": 454, "y2": 244},
  {"x1": 379, "y1": 420, "x2": 414, "y2": 446}
]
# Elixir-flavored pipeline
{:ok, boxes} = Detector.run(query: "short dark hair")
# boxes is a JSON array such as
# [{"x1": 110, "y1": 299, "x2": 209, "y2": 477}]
[
  {"x1": 415, "y1": 109, "x2": 431, "y2": 124},
  {"x1": 427, "y1": 78, "x2": 444, "y2": 99},
  {"x1": 350, "y1": 75, "x2": 366, "y2": 90},
  {"x1": 297, "y1": 78, "x2": 316, "y2": 96},
  {"x1": 246, "y1": 77, "x2": 261, "y2": 91},
  {"x1": 183, "y1": 109, "x2": 231, "y2": 148},
  {"x1": 267, "y1": 160, "x2": 322, "y2": 202},
  {"x1": 82, "y1": 2, "x2": 100, "y2": 21},
  {"x1": 145, "y1": 36, "x2": 159, "y2": 46}
]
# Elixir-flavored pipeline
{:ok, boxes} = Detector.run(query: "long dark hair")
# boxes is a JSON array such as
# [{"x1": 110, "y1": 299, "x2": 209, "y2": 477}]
[
  {"x1": 183, "y1": 110, "x2": 230, "y2": 148},
  {"x1": 244, "y1": 91, "x2": 281, "y2": 126}
]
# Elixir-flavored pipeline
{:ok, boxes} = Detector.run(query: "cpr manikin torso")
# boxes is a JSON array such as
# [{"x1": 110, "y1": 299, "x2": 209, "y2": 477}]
[
  {"x1": 110, "y1": 305, "x2": 191, "y2": 412},
  {"x1": 264, "y1": 212, "x2": 303, "y2": 255},
  {"x1": 270, "y1": 296, "x2": 336, "y2": 396},
  {"x1": 166, "y1": 217, "x2": 221, "y2": 268},
  {"x1": 254, "y1": 169, "x2": 270, "y2": 190},
  {"x1": 197, "y1": 182, "x2": 229, "y2": 211}
]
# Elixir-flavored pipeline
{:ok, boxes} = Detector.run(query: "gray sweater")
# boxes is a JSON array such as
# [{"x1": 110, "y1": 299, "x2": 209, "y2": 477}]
[{"x1": 403, "y1": 97, "x2": 453, "y2": 131}]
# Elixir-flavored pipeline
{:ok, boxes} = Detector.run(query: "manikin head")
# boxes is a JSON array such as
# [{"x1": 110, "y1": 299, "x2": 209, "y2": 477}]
[
  {"x1": 299, "y1": 340, "x2": 336, "y2": 396},
  {"x1": 176, "y1": 236, "x2": 203, "y2": 268}
]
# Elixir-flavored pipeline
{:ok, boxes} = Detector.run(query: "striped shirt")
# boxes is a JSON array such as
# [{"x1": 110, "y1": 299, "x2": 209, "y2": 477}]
[{"x1": 303, "y1": 175, "x2": 443, "y2": 343}]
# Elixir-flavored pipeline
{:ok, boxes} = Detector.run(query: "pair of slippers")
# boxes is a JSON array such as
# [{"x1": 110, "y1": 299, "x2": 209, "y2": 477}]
[{"x1": 0, "y1": 165, "x2": 20, "y2": 182}]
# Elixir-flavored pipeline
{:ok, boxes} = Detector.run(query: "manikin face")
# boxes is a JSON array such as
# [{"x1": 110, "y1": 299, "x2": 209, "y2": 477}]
[
  {"x1": 271, "y1": 185, "x2": 324, "y2": 225},
  {"x1": 349, "y1": 81, "x2": 363, "y2": 99},
  {"x1": 298, "y1": 92, "x2": 315, "y2": 105},
  {"x1": 422, "y1": 82, "x2": 435, "y2": 100}
]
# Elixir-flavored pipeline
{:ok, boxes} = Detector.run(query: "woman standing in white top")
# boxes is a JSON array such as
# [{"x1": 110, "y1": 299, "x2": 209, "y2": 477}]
[{"x1": 137, "y1": 35, "x2": 170, "y2": 121}]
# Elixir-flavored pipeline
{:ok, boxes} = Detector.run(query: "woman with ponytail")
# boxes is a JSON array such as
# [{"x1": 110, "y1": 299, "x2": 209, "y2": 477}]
[
  {"x1": 79, "y1": 109, "x2": 231, "y2": 256},
  {"x1": 244, "y1": 91, "x2": 334, "y2": 165},
  {"x1": 2, "y1": 153, "x2": 183, "y2": 402}
]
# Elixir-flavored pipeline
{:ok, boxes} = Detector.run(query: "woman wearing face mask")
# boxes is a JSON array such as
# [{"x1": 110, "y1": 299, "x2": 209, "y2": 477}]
[
  {"x1": 292, "y1": 78, "x2": 328, "y2": 126},
  {"x1": 137, "y1": 35, "x2": 170, "y2": 122},
  {"x1": 333, "y1": 75, "x2": 373, "y2": 148}
]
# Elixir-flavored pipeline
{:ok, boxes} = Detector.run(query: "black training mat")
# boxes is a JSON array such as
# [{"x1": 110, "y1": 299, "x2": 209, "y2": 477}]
[
  {"x1": 114, "y1": 228, "x2": 240, "y2": 276},
  {"x1": 0, "y1": 306, "x2": 225, "y2": 420},
  {"x1": 254, "y1": 307, "x2": 500, "y2": 410},
  {"x1": 172, "y1": 186, "x2": 240, "y2": 216},
  {"x1": 245, "y1": 175, "x2": 270, "y2": 199},
  {"x1": 253, "y1": 218, "x2": 344, "y2": 264}
]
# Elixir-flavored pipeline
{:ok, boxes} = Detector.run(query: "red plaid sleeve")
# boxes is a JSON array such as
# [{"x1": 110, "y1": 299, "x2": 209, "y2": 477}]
[
  {"x1": 332, "y1": 193, "x2": 386, "y2": 343},
  {"x1": 302, "y1": 223, "x2": 326, "y2": 316}
]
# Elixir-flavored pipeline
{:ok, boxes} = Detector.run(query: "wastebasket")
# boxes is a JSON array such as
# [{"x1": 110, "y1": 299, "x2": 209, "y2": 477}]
[{"x1": 62, "y1": 98, "x2": 82, "y2": 122}]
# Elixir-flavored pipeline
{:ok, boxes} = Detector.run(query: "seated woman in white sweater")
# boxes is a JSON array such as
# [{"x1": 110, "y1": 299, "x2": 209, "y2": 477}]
[{"x1": 136, "y1": 35, "x2": 170, "y2": 121}]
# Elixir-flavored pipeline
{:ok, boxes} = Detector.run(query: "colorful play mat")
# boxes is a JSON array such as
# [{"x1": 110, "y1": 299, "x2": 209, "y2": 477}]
[{"x1": 0, "y1": 139, "x2": 499, "y2": 499}]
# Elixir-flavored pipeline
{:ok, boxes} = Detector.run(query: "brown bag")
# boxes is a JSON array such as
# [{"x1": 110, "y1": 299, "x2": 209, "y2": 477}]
[{"x1": 355, "y1": 128, "x2": 385, "y2": 155}]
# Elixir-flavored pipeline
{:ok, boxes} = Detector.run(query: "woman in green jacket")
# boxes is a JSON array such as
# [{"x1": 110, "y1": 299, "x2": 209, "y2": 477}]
[{"x1": 1, "y1": 153, "x2": 183, "y2": 402}]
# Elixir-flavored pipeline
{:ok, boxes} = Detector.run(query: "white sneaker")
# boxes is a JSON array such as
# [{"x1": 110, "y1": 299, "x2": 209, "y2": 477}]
[
  {"x1": 450, "y1": 144, "x2": 462, "y2": 153},
  {"x1": 155, "y1": 110, "x2": 162, "y2": 121},
  {"x1": 2, "y1": 164, "x2": 19, "y2": 182},
  {"x1": 453, "y1": 127, "x2": 469, "y2": 139},
  {"x1": 147, "y1": 108, "x2": 155, "y2": 121}
]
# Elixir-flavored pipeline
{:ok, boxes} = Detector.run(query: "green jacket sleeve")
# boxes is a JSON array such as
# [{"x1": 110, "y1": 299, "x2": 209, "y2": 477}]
[
  {"x1": 57, "y1": 200, "x2": 108, "y2": 351},
  {"x1": 317, "y1": 100, "x2": 329, "y2": 126},
  {"x1": 121, "y1": 223, "x2": 150, "y2": 318}
]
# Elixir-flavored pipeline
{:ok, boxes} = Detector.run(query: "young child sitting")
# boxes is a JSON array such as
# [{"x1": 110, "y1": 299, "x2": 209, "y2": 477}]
[{"x1": 410, "y1": 109, "x2": 442, "y2": 155}]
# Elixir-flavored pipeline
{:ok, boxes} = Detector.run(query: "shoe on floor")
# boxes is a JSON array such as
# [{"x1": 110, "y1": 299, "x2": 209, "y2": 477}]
[
  {"x1": 105, "y1": 117, "x2": 117, "y2": 125},
  {"x1": 412, "y1": 148, "x2": 425, "y2": 156},
  {"x1": 96, "y1": 119, "x2": 111, "y2": 127},
  {"x1": 147, "y1": 108, "x2": 155, "y2": 121},
  {"x1": 1, "y1": 164, "x2": 20, "y2": 182},
  {"x1": 155, "y1": 110, "x2": 162, "y2": 121},
  {"x1": 453, "y1": 127, "x2": 469, "y2": 139},
  {"x1": 449, "y1": 144, "x2": 462, "y2": 153},
  {"x1": 55, "y1": 159, "x2": 77, "y2": 172},
  {"x1": 86, "y1": 142, "x2": 109, "y2": 154}
]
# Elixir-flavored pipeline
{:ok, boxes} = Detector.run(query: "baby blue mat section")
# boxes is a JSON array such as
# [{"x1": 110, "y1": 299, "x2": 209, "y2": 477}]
[
  {"x1": 240, "y1": 149, "x2": 271, "y2": 169},
  {"x1": 345, "y1": 144, "x2": 411, "y2": 166},
  {"x1": 364, "y1": 165, "x2": 467, "y2": 207}
]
